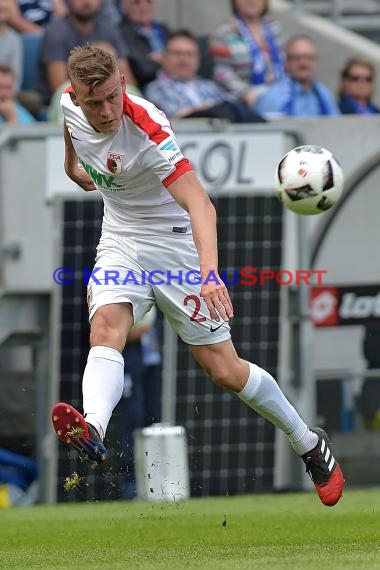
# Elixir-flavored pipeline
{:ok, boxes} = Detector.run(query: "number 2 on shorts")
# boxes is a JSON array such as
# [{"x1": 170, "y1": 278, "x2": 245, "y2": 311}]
[{"x1": 183, "y1": 294, "x2": 206, "y2": 323}]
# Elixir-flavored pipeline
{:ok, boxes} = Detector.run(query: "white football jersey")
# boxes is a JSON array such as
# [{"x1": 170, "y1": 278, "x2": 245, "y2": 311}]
[{"x1": 61, "y1": 89, "x2": 193, "y2": 237}]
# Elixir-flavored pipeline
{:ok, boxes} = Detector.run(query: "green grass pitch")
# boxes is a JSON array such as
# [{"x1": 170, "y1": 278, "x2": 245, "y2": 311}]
[{"x1": 1, "y1": 489, "x2": 380, "y2": 569}]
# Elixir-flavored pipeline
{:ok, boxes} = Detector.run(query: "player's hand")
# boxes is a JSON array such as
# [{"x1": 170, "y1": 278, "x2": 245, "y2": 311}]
[
  {"x1": 67, "y1": 163, "x2": 96, "y2": 192},
  {"x1": 201, "y1": 274, "x2": 234, "y2": 322}
]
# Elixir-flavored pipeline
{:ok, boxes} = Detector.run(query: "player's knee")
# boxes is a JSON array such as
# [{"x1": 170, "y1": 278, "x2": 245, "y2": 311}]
[
  {"x1": 193, "y1": 344, "x2": 248, "y2": 391},
  {"x1": 209, "y1": 366, "x2": 241, "y2": 391},
  {"x1": 205, "y1": 355, "x2": 248, "y2": 391}
]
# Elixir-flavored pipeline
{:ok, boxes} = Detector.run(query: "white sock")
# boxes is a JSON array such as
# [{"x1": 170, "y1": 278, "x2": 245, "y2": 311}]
[
  {"x1": 82, "y1": 346, "x2": 124, "y2": 440},
  {"x1": 237, "y1": 362, "x2": 318, "y2": 455}
]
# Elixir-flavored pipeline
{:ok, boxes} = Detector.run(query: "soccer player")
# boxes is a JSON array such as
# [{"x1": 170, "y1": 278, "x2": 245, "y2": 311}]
[{"x1": 52, "y1": 45, "x2": 344, "y2": 506}]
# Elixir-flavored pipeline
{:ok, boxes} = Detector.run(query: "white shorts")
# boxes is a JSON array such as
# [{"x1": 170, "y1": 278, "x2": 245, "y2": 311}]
[{"x1": 87, "y1": 231, "x2": 231, "y2": 346}]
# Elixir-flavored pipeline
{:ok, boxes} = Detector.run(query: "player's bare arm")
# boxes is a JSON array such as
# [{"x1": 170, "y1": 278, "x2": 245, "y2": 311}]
[
  {"x1": 167, "y1": 170, "x2": 233, "y2": 322},
  {"x1": 63, "y1": 122, "x2": 96, "y2": 192}
]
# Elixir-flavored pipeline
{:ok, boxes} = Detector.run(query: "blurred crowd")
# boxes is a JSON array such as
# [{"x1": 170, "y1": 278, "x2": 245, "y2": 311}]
[{"x1": 0, "y1": 0, "x2": 379, "y2": 126}]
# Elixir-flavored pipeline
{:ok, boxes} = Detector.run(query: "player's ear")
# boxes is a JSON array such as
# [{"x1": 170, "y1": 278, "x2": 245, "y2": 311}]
[
  {"x1": 69, "y1": 89, "x2": 80, "y2": 107},
  {"x1": 120, "y1": 73, "x2": 126, "y2": 92}
]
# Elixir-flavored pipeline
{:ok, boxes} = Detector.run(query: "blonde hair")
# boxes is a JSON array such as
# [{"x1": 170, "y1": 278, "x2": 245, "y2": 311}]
[{"x1": 67, "y1": 45, "x2": 118, "y2": 93}]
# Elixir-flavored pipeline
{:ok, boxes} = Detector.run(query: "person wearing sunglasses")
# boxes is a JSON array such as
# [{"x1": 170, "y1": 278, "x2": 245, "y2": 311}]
[{"x1": 338, "y1": 57, "x2": 380, "y2": 115}]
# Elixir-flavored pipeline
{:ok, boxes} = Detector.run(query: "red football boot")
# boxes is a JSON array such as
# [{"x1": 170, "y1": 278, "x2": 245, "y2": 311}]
[
  {"x1": 51, "y1": 402, "x2": 107, "y2": 470},
  {"x1": 302, "y1": 427, "x2": 345, "y2": 506}
]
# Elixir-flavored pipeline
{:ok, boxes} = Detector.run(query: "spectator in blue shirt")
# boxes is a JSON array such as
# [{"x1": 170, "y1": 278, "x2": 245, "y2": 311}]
[
  {"x1": 254, "y1": 35, "x2": 340, "y2": 119},
  {"x1": 145, "y1": 29, "x2": 265, "y2": 123},
  {"x1": 0, "y1": 63, "x2": 35, "y2": 123}
]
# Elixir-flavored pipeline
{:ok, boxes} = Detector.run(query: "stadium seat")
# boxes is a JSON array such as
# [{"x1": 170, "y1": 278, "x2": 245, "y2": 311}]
[{"x1": 20, "y1": 33, "x2": 43, "y2": 91}]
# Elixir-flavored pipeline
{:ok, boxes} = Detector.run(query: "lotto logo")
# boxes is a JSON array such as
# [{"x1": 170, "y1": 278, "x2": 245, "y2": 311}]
[
  {"x1": 340, "y1": 292, "x2": 380, "y2": 319},
  {"x1": 310, "y1": 287, "x2": 339, "y2": 326},
  {"x1": 311, "y1": 285, "x2": 380, "y2": 326}
]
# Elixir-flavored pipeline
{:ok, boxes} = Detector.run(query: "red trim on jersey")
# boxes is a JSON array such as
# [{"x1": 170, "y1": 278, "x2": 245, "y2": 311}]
[
  {"x1": 162, "y1": 158, "x2": 193, "y2": 187},
  {"x1": 64, "y1": 85, "x2": 74, "y2": 94},
  {"x1": 123, "y1": 93, "x2": 172, "y2": 145},
  {"x1": 122, "y1": 94, "x2": 193, "y2": 185}
]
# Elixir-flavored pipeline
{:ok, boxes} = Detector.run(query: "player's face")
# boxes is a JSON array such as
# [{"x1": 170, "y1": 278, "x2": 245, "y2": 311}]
[{"x1": 71, "y1": 72, "x2": 126, "y2": 134}]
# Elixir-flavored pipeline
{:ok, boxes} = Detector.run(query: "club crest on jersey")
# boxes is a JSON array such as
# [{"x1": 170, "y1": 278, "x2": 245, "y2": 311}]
[{"x1": 107, "y1": 152, "x2": 123, "y2": 175}]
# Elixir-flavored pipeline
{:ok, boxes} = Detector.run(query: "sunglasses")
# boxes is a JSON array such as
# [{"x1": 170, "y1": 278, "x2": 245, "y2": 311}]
[{"x1": 346, "y1": 74, "x2": 373, "y2": 83}]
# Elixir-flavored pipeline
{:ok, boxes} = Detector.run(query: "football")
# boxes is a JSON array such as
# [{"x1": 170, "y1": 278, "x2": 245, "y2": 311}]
[{"x1": 274, "y1": 145, "x2": 344, "y2": 215}]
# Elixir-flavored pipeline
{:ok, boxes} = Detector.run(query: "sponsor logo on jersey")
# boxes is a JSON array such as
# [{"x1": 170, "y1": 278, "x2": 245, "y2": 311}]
[
  {"x1": 107, "y1": 152, "x2": 123, "y2": 175},
  {"x1": 158, "y1": 138, "x2": 183, "y2": 163},
  {"x1": 160, "y1": 139, "x2": 177, "y2": 152},
  {"x1": 79, "y1": 159, "x2": 122, "y2": 189}
]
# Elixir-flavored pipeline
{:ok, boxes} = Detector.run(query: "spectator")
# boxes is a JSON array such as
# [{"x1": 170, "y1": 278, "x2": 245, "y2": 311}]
[
  {"x1": 118, "y1": 307, "x2": 162, "y2": 500},
  {"x1": 0, "y1": 0, "x2": 66, "y2": 33},
  {"x1": 119, "y1": 0, "x2": 169, "y2": 90},
  {"x1": 209, "y1": 0, "x2": 283, "y2": 108},
  {"x1": 254, "y1": 35, "x2": 340, "y2": 118},
  {"x1": 0, "y1": 63, "x2": 35, "y2": 123},
  {"x1": 0, "y1": 2, "x2": 23, "y2": 90},
  {"x1": 35, "y1": 0, "x2": 135, "y2": 104},
  {"x1": 145, "y1": 29, "x2": 265, "y2": 122},
  {"x1": 338, "y1": 57, "x2": 380, "y2": 115}
]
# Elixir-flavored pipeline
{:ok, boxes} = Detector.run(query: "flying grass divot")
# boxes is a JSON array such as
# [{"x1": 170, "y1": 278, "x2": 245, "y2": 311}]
[
  {"x1": 66, "y1": 426, "x2": 85, "y2": 439},
  {"x1": 63, "y1": 472, "x2": 83, "y2": 492}
]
